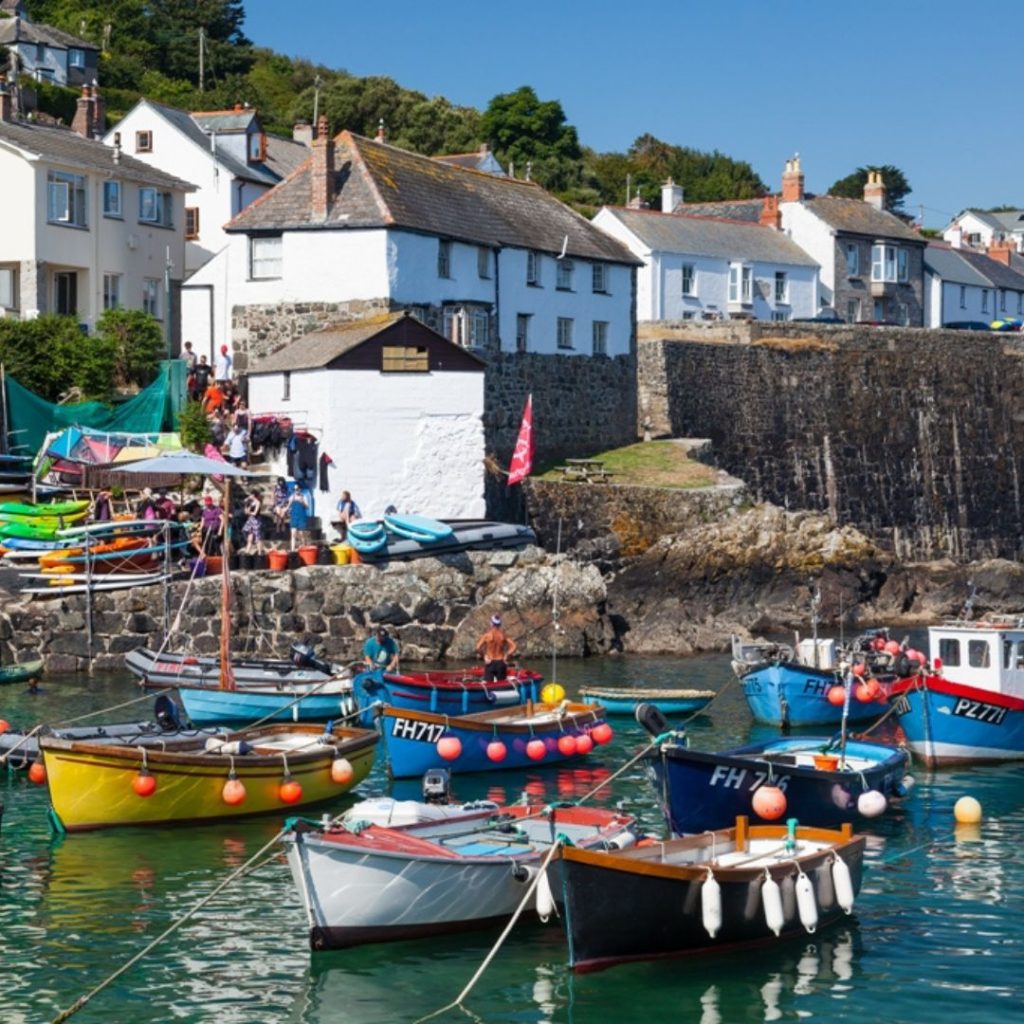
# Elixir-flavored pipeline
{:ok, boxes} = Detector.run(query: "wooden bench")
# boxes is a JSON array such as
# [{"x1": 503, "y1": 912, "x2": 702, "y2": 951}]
[{"x1": 558, "y1": 459, "x2": 614, "y2": 483}]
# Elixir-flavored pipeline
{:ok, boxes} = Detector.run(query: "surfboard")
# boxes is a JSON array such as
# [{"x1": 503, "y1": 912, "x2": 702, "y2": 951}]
[{"x1": 383, "y1": 514, "x2": 455, "y2": 544}]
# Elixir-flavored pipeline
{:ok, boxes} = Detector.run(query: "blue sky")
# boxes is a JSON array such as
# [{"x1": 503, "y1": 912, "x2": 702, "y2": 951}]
[{"x1": 243, "y1": 0, "x2": 1016, "y2": 227}]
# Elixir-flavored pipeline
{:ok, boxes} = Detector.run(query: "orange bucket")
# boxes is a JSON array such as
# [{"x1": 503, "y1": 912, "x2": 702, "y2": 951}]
[
  {"x1": 267, "y1": 550, "x2": 289, "y2": 571},
  {"x1": 297, "y1": 545, "x2": 319, "y2": 566},
  {"x1": 813, "y1": 754, "x2": 839, "y2": 771}
]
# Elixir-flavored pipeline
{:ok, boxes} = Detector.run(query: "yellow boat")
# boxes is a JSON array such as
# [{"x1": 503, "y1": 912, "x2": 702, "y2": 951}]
[{"x1": 39, "y1": 721, "x2": 379, "y2": 832}]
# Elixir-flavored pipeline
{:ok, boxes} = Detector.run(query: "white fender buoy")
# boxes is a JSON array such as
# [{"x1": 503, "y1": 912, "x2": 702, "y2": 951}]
[
  {"x1": 702, "y1": 869, "x2": 722, "y2": 939},
  {"x1": 857, "y1": 789, "x2": 888, "y2": 818},
  {"x1": 536, "y1": 869, "x2": 555, "y2": 923},
  {"x1": 796, "y1": 870, "x2": 818, "y2": 933},
  {"x1": 761, "y1": 871, "x2": 784, "y2": 937},
  {"x1": 896, "y1": 774, "x2": 915, "y2": 797},
  {"x1": 831, "y1": 855, "x2": 855, "y2": 913}
]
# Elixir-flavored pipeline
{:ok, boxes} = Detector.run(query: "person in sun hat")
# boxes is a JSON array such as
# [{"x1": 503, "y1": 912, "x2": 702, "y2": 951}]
[
  {"x1": 363, "y1": 626, "x2": 400, "y2": 672},
  {"x1": 475, "y1": 614, "x2": 518, "y2": 682}
]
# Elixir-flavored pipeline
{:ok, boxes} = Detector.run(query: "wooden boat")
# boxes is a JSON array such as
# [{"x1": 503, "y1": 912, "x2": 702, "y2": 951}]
[
  {"x1": 0, "y1": 658, "x2": 43, "y2": 685},
  {"x1": 559, "y1": 815, "x2": 866, "y2": 973},
  {"x1": 580, "y1": 685, "x2": 715, "y2": 716},
  {"x1": 352, "y1": 666, "x2": 541, "y2": 724},
  {"x1": 890, "y1": 619, "x2": 1024, "y2": 766},
  {"x1": 284, "y1": 801, "x2": 637, "y2": 949},
  {"x1": 177, "y1": 676, "x2": 356, "y2": 725},
  {"x1": 125, "y1": 646, "x2": 341, "y2": 690},
  {"x1": 380, "y1": 700, "x2": 610, "y2": 778},
  {"x1": 39, "y1": 720, "x2": 379, "y2": 832}
]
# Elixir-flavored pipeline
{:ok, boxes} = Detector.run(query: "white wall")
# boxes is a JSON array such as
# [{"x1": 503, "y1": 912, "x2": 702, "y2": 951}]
[
  {"x1": 591, "y1": 210, "x2": 655, "y2": 319},
  {"x1": 781, "y1": 202, "x2": 836, "y2": 300},
  {"x1": 390, "y1": 231, "x2": 496, "y2": 305},
  {"x1": 247, "y1": 367, "x2": 486, "y2": 520},
  {"x1": 0, "y1": 153, "x2": 37, "y2": 262},
  {"x1": 926, "y1": 273, "x2": 1020, "y2": 326}
]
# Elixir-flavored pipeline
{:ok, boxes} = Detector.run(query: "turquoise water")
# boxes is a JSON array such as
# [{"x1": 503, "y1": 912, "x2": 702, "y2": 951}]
[{"x1": 2, "y1": 652, "x2": 1023, "y2": 1024}]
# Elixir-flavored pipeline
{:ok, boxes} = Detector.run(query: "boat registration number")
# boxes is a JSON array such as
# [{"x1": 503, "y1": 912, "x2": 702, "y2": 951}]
[
  {"x1": 708, "y1": 765, "x2": 790, "y2": 792},
  {"x1": 952, "y1": 698, "x2": 1007, "y2": 726},
  {"x1": 390, "y1": 717, "x2": 447, "y2": 744}
]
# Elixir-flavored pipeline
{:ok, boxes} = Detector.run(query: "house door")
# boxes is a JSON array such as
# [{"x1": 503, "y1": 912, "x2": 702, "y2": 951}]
[{"x1": 54, "y1": 271, "x2": 78, "y2": 316}]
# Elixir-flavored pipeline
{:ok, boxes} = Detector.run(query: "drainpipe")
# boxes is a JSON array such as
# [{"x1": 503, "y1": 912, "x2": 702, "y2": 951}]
[{"x1": 493, "y1": 245, "x2": 501, "y2": 352}]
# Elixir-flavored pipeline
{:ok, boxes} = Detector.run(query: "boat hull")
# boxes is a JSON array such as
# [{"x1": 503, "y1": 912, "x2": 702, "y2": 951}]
[
  {"x1": 891, "y1": 675, "x2": 1024, "y2": 766},
  {"x1": 126, "y1": 647, "x2": 335, "y2": 689},
  {"x1": 0, "y1": 658, "x2": 43, "y2": 685},
  {"x1": 740, "y1": 663, "x2": 888, "y2": 726},
  {"x1": 648, "y1": 738, "x2": 910, "y2": 834},
  {"x1": 179, "y1": 682, "x2": 356, "y2": 725},
  {"x1": 580, "y1": 686, "x2": 714, "y2": 716}
]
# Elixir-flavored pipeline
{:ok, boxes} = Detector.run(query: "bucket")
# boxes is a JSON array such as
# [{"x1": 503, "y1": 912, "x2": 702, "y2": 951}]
[
  {"x1": 348, "y1": 547, "x2": 361, "y2": 565},
  {"x1": 267, "y1": 549, "x2": 289, "y2": 571},
  {"x1": 331, "y1": 544, "x2": 351, "y2": 565},
  {"x1": 205, "y1": 556, "x2": 223, "y2": 576},
  {"x1": 297, "y1": 545, "x2": 320, "y2": 567},
  {"x1": 813, "y1": 754, "x2": 839, "y2": 771}
]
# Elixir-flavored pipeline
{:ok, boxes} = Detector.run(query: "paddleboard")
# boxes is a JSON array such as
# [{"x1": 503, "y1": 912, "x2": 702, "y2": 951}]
[
  {"x1": 383, "y1": 513, "x2": 455, "y2": 544},
  {"x1": 21, "y1": 572, "x2": 169, "y2": 595},
  {"x1": 347, "y1": 520, "x2": 386, "y2": 542}
]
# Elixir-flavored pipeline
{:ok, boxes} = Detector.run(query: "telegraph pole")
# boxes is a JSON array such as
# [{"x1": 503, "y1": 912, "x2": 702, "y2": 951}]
[{"x1": 198, "y1": 27, "x2": 205, "y2": 92}]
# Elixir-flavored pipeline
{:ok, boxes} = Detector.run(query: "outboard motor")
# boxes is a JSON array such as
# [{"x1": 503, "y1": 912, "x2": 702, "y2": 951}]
[
  {"x1": 290, "y1": 641, "x2": 334, "y2": 675},
  {"x1": 635, "y1": 701, "x2": 673, "y2": 739},
  {"x1": 154, "y1": 694, "x2": 182, "y2": 732},
  {"x1": 422, "y1": 767, "x2": 451, "y2": 805}
]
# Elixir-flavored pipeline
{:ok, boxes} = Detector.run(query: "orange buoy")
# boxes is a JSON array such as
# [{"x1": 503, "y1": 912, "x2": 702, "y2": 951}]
[
  {"x1": 557, "y1": 734, "x2": 578, "y2": 756},
  {"x1": 575, "y1": 733, "x2": 594, "y2": 755},
  {"x1": 851, "y1": 663, "x2": 866, "y2": 677},
  {"x1": 752, "y1": 785, "x2": 787, "y2": 820},
  {"x1": 222, "y1": 776, "x2": 247, "y2": 805},
  {"x1": 132, "y1": 770, "x2": 157, "y2": 798},
  {"x1": 28, "y1": 761, "x2": 46, "y2": 785},
  {"x1": 279, "y1": 777, "x2": 303, "y2": 804},
  {"x1": 486, "y1": 740, "x2": 508, "y2": 762},
  {"x1": 436, "y1": 736, "x2": 462, "y2": 761},
  {"x1": 827, "y1": 685, "x2": 846, "y2": 706},
  {"x1": 0, "y1": 719, "x2": 9, "y2": 734},
  {"x1": 884, "y1": 640, "x2": 901, "y2": 655},
  {"x1": 526, "y1": 738, "x2": 547, "y2": 761},
  {"x1": 591, "y1": 722, "x2": 614, "y2": 745},
  {"x1": 330, "y1": 757, "x2": 354, "y2": 785},
  {"x1": 854, "y1": 682, "x2": 873, "y2": 702}
]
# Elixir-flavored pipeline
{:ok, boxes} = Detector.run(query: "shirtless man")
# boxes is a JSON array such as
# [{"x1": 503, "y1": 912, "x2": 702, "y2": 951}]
[{"x1": 475, "y1": 615, "x2": 518, "y2": 682}]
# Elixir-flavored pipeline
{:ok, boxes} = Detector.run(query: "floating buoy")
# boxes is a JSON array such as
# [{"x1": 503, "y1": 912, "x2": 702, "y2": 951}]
[
  {"x1": 436, "y1": 736, "x2": 462, "y2": 761},
  {"x1": 279, "y1": 777, "x2": 303, "y2": 804},
  {"x1": 795, "y1": 870, "x2": 818, "y2": 933},
  {"x1": 895, "y1": 774, "x2": 915, "y2": 797},
  {"x1": 526, "y1": 738, "x2": 547, "y2": 761},
  {"x1": 954, "y1": 795, "x2": 982, "y2": 824},
  {"x1": 761, "y1": 871, "x2": 784, "y2": 936},
  {"x1": 851, "y1": 662, "x2": 866, "y2": 677},
  {"x1": 575, "y1": 733, "x2": 594, "y2": 755},
  {"x1": 905, "y1": 648, "x2": 922, "y2": 664},
  {"x1": 132, "y1": 770, "x2": 157, "y2": 798},
  {"x1": 871, "y1": 637, "x2": 886, "y2": 652},
  {"x1": 591, "y1": 722, "x2": 614, "y2": 745},
  {"x1": 701, "y1": 869, "x2": 722, "y2": 938},
  {"x1": 331, "y1": 757, "x2": 354, "y2": 785},
  {"x1": 28, "y1": 761, "x2": 46, "y2": 785},
  {"x1": 541, "y1": 683, "x2": 566, "y2": 704},
  {"x1": 0, "y1": 719, "x2": 9, "y2": 734},
  {"x1": 857, "y1": 789, "x2": 887, "y2": 818},
  {"x1": 831, "y1": 855, "x2": 855, "y2": 913},
  {"x1": 222, "y1": 775, "x2": 246, "y2": 806},
  {"x1": 486, "y1": 740, "x2": 507, "y2": 763},
  {"x1": 752, "y1": 784, "x2": 787, "y2": 821},
  {"x1": 884, "y1": 640, "x2": 901, "y2": 656},
  {"x1": 557, "y1": 734, "x2": 578, "y2": 757},
  {"x1": 854, "y1": 682, "x2": 873, "y2": 703},
  {"x1": 827, "y1": 685, "x2": 846, "y2": 706},
  {"x1": 536, "y1": 869, "x2": 555, "y2": 923}
]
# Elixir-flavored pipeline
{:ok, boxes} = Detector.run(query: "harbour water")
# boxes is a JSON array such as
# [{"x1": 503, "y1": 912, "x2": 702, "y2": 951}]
[{"x1": 2, "y1": 651, "x2": 1023, "y2": 1024}]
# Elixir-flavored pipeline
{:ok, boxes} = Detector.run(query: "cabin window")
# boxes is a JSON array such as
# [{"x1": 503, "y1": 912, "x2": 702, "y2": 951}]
[
  {"x1": 938, "y1": 638, "x2": 960, "y2": 667},
  {"x1": 968, "y1": 639, "x2": 990, "y2": 668},
  {"x1": 382, "y1": 346, "x2": 429, "y2": 372}
]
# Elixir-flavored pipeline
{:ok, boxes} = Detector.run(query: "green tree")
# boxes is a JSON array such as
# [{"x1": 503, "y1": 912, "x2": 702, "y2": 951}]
[
  {"x1": 147, "y1": 0, "x2": 252, "y2": 87},
  {"x1": 177, "y1": 399, "x2": 212, "y2": 452},
  {"x1": 96, "y1": 307, "x2": 164, "y2": 389},
  {"x1": 828, "y1": 165, "x2": 912, "y2": 213}
]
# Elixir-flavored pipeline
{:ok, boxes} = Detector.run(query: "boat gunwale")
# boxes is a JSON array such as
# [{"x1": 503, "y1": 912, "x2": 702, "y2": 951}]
[{"x1": 381, "y1": 701, "x2": 605, "y2": 733}]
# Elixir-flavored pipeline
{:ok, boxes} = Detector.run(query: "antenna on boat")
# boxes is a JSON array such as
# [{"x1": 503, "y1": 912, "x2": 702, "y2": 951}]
[{"x1": 961, "y1": 582, "x2": 976, "y2": 623}]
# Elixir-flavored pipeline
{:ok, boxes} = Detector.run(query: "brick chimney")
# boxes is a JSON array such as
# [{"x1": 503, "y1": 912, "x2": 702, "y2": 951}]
[
  {"x1": 626, "y1": 194, "x2": 644, "y2": 210},
  {"x1": 988, "y1": 238, "x2": 1014, "y2": 266},
  {"x1": 71, "y1": 84, "x2": 93, "y2": 138},
  {"x1": 0, "y1": 83, "x2": 11, "y2": 123},
  {"x1": 864, "y1": 169, "x2": 886, "y2": 211},
  {"x1": 375, "y1": 118, "x2": 385, "y2": 143},
  {"x1": 91, "y1": 86, "x2": 105, "y2": 138},
  {"x1": 661, "y1": 178, "x2": 684, "y2": 213},
  {"x1": 311, "y1": 114, "x2": 334, "y2": 220},
  {"x1": 781, "y1": 156, "x2": 804, "y2": 203},
  {"x1": 292, "y1": 121, "x2": 312, "y2": 146},
  {"x1": 760, "y1": 194, "x2": 780, "y2": 229}
]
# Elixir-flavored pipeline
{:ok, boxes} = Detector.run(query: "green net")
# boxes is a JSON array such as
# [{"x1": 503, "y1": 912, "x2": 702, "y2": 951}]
[{"x1": 5, "y1": 363, "x2": 174, "y2": 456}]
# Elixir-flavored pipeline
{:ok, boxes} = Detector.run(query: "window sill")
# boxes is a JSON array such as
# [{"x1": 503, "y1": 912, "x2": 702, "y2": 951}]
[
  {"x1": 47, "y1": 221, "x2": 88, "y2": 230},
  {"x1": 138, "y1": 221, "x2": 175, "y2": 231},
  {"x1": 249, "y1": 274, "x2": 283, "y2": 281},
  {"x1": 592, "y1": 289, "x2": 610, "y2": 296},
  {"x1": 103, "y1": 213, "x2": 124, "y2": 220},
  {"x1": 556, "y1": 287, "x2": 575, "y2": 293},
  {"x1": 527, "y1": 282, "x2": 543, "y2": 288}
]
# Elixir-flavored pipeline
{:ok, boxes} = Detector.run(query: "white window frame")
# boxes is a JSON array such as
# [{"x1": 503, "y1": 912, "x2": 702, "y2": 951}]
[
  {"x1": 871, "y1": 244, "x2": 900, "y2": 283},
  {"x1": 527, "y1": 250, "x2": 540, "y2": 286},
  {"x1": 0, "y1": 267, "x2": 18, "y2": 310},
  {"x1": 728, "y1": 263, "x2": 752, "y2": 304},
  {"x1": 591, "y1": 262, "x2": 608, "y2": 294},
  {"x1": 102, "y1": 272, "x2": 120, "y2": 310},
  {"x1": 136, "y1": 130, "x2": 152, "y2": 153},
  {"x1": 774, "y1": 271, "x2": 788, "y2": 304},
  {"x1": 142, "y1": 277, "x2": 160, "y2": 318},
  {"x1": 138, "y1": 187, "x2": 172, "y2": 227},
  {"x1": 847, "y1": 299, "x2": 860, "y2": 323},
  {"x1": 770, "y1": 311, "x2": 788, "y2": 322},
  {"x1": 68, "y1": 47, "x2": 86, "y2": 68},
  {"x1": 442, "y1": 305, "x2": 464, "y2": 347},
  {"x1": 592, "y1": 320, "x2": 608, "y2": 355},
  {"x1": 437, "y1": 240, "x2": 451, "y2": 279},
  {"x1": 557, "y1": 317, "x2": 574, "y2": 350},
  {"x1": 249, "y1": 235, "x2": 282, "y2": 280},
  {"x1": 103, "y1": 180, "x2": 122, "y2": 218},
  {"x1": 556, "y1": 258, "x2": 574, "y2": 291},
  {"x1": 846, "y1": 244, "x2": 859, "y2": 276},
  {"x1": 515, "y1": 313, "x2": 530, "y2": 352},
  {"x1": 468, "y1": 309, "x2": 490, "y2": 349},
  {"x1": 681, "y1": 263, "x2": 695, "y2": 296},
  {"x1": 47, "y1": 171, "x2": 87, "y2": 227}
]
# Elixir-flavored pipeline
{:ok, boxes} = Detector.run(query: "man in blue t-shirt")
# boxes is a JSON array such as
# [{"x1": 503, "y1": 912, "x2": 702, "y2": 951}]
[{"x1": 363, "y1": 626, "x2": 400, "y2": 672}]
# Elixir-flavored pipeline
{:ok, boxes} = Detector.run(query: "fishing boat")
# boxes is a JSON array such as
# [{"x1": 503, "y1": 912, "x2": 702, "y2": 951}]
[
  {"x1": 380, "y1": 700, "x2": 611, "y2": 778},
  {"x1": 579, "y1": 685, "x2": 715, "y2": 717},
  {"x1": 284, "y1": 799, "x2": 637, "y2": 949},
  {"x1": 639, "y1": 705, "x2": 911, "y2": 834},
  {"x1": 0, "y1": 658, "x2": 43, "y2": 686},
  {"x1": 39, "y1": 720, "x2": 379, "y2": 832},
  {"x1": 352, "y1": 665, "x2": 541, "y2": 723},
  {"x1": 177, "y1": 675, "x2": 356, "y2": 725},
  {"x1": 890, "y1": 619, "x2": 1024, "y2": 766},
  {"x1": 558, "y1": 815, "x2": 866, "y2": 973}
]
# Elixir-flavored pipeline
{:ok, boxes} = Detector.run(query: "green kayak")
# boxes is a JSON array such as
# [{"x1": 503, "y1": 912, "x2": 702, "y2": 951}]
[
  {"x1": 0, "y1": 658, "x2": 44, "y2": 685},
  {"x1": 0, "y1": 500, "x2": 89, "y2": 517},
  {"x1": 0, "y1": 521, "x2": 60, "y2": 540},
  {"x1": 0, "y1": 510, "x2": 89, "y2": 528}
]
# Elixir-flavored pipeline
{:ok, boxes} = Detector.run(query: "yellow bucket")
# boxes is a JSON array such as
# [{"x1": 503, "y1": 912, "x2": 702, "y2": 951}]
[{"x1": 331, "y1": 544, "x2": 351, "y2": 565}]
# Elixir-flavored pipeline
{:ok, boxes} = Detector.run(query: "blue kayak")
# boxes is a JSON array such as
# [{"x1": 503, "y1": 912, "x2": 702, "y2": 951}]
[
  {"x1": 383, "y1": 514, "x2": 454, "y2": 543},
  {"x1": 347, "y1": 521, "x2": 388, "y2": 554}
]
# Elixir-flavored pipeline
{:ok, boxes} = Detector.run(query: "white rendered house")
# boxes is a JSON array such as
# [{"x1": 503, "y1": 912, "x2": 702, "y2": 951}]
[
  {"x1": 944, "y1": 209, "x2": 1024, "y2": 254},
  {"x1": 924, "y1": 243, "x2": 1024, "y2": 328}
]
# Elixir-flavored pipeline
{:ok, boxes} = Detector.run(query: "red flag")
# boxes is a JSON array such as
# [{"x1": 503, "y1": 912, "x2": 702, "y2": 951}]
[{"x1": 507, "y1": 394, "x2": 533, "y2": 486}]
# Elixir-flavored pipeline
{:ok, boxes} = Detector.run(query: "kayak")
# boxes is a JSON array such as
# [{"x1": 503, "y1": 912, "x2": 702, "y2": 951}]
[
  {"x1": 0, "y1": 659, "x2": 44, "y2": 685},
  {"x1": 0, "y1": 500, "x2": 89, "y2": 517}
]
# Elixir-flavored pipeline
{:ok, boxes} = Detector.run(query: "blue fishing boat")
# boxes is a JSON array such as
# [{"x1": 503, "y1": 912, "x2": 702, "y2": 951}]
[
  {"x1": 383, "y1": 513, "x2": 454, "y2": 543},
  {"x1": 579, "y1": 685, "x2": 715, "y2": 717},
  {"x1": 890, "y1": 620, "x2": 1024, "y2": 766},
  {"x1": 639, "y1": 706, "x2": 912, "y2": 834},
  {"x1": 176, "y1": 678, "x2": 357, "y2": 725},
  {"x1": 380, "y1": 700, "x2": 610, "y2": 778},
  {"x1": 352, "y1": 666, "x2": 541, "y2": 725}
]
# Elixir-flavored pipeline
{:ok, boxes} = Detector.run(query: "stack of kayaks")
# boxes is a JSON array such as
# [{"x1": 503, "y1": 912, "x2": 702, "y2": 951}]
[
  {"x1": 0, "y1": 499, "x2": 90, "y2": 541},
  {"x1": 345, "y1": 516, "x2": 535, "y2": 562}
]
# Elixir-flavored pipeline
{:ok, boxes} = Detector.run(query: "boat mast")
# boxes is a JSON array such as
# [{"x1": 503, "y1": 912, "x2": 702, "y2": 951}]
[{"x1": 219, "y1": 476, "x2": 235, "y2": 690}]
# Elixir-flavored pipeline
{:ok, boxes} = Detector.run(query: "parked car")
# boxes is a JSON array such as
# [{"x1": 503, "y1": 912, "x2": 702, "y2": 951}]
[
  {"x1": 943, "y1": 321, "x2": 994, "y2": 331},
  {"x1": 793, "y1": 307, "x2": 844, "y2": 324}
]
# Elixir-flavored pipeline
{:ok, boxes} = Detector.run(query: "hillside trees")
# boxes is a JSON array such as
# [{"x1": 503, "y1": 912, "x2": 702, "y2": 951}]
[{"x1": 828, "y1": 165, "x2": 912, "y2": 213}]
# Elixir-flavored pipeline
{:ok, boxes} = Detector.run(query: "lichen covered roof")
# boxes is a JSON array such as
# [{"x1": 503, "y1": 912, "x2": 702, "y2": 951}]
[{"x1": 801, "y1": 196, "x2": 923, "y2": 243}]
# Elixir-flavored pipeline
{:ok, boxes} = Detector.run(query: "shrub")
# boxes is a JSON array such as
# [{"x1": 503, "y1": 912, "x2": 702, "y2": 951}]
[
  {"x1": 96, "y1": 308, "x2": 165, "y2": 389},
  {"x1": 178, "y1": 399, "x2": 212, "y2": 452}
]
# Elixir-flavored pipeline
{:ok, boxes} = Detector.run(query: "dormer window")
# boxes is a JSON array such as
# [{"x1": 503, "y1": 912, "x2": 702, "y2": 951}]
[{"x1": 248, "y1": 132, "x2": 266, "y2": 163}]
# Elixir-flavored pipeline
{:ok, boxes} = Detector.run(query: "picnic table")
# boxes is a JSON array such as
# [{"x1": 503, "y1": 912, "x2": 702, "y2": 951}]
[{"x1": 558, "y1": 458, "x2": 615, "y2": 483}]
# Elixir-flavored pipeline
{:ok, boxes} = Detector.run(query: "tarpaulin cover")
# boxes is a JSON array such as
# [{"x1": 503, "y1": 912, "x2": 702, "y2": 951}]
[{"x1": 6, "y1": 363, "x2": 173, "y2": 456}]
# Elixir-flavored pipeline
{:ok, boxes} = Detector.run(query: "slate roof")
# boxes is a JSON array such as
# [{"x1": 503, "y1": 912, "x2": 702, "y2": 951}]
[
  {"x1": 600, "y1": 206, "x2": 818, "y2": 266},
  {"x1": 923, "y1": 245, "x2": 992, "y2": 287},
  {"x1": 227, "y1": 131, "x2": 639, "y2": 265},
  {"x1": 954, "y1": 208, "x2": 1024, "y2": 234},
  {"x1": 673, "y1": 198, "x2": 764, "y2": 223},
  {"x1": 263, "y1": 133, "x2": 308, "y2": 179},
  {"x1": 0, "y1": 117, "x2": 194, "y2": 190},
  {"x1": 0, "y1": 15, "x2": 97, "y2": 51},
  {"x1": 191, "y1": 109, "x2": 257, "y2": 134},
  {"x1": 800, "y1": 196, "x2": 923, "y2": 243},
  {"x1": 957, "y1": 248, "x2": 1024, "y2": 291}
]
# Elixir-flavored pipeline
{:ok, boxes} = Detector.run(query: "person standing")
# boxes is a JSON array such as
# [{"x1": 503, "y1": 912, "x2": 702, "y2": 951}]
[
  {"x1": 181, "y1": 340, "x2": 197, "y2": 372},
  {"x1": 191, "y1": 355, "x2": 212, "y2": 401},
  {"x1": 363, "y1": 626, "x2": 400, "y2": 672},
  {"x1": 475, "y1": 615, "x2": 518, "y2": 682},
  {"x1": 223, "y1": 423, "x2": 249, "y2": 467},
  {"x1": 215, "y1": 344, "x2": 233, "y2": 383},
  {"x1": 242, "y1": 491, "x2": 266, "y2": 555}
]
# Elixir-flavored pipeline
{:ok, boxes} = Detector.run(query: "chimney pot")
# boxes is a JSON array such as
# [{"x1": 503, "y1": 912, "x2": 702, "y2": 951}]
[
  {"x1": 375, "y1": 118, "x2": 385, "y2": 143},
  {"x1": 863, "y1": 169, "x2": 886, "y2": 211},
  {"x1": 781, "y1": 156, "x2": 804, "y2": 203},
  {"x1": 661, "y1": 177, "x2": 684, "y2": 214}
]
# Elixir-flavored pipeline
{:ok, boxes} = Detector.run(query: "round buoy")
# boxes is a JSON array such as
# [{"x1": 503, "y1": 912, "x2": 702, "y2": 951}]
[
  {"x1": 132, "y1": 770, "x2": 157, "y2": 798},
  {"x1": 279, "y1": 777, "x2": 303, "y2": 804},
  {"x1": 954, "y1": 795, "x2": 982, "y2": 824},
  {"x1": 28, "y1": 761, "x2": 46, "y2": 785},
  {"x1": 863, "y1": 677, "x2": 883, "y2": 701},
  {"x1": 540, "y1": 683, "x2": 566, "y2": 705},
  {"x1": 827, "y1": 685, "x2": 846, "y2": 706},
  {"x1": 575, "y1": 733, "x2": 594, "y2": 755},
  {"x1": 0, "y1": 719, "x2": 9, "y2": 735},
  {"x1": 557, "y1": 734, "x2": 578, "y2": 757},
  {"x1": 591, "y1": 722, "x2": 614, "y2": 745},
  {"x1": 752, "y1": 785, "x2": 787, "y2": 820},
  {"x1": 331, "y1": 757, "x2": 354, "y2": 785},
  {"x1": 857, "y1": 790, "x2": 887, "y2": 817},
  {"x1": 526, "y1": 738, "x2": 547, "y2": 761},
  {"x1": 854, "y1": 682, "x2": 873, "y2": 703},
  {"x1": 436, "y1": 736, "x2": 462, "y2": 761},
  {"x1": 222, "y1": 776, "x2": 247, "y2": 806},
  {"x1": 884, "y1": 640, "x2": 901, "y2": 655},
  {"x1": 486, "y1": 740, "x2": 507, "y2": 763},
  {"x1": 851, "y1": 662, "x2": 866, "y2": 677},
  {"x1": 871, "y1": 637, "x2": 886, "y2": 652}
]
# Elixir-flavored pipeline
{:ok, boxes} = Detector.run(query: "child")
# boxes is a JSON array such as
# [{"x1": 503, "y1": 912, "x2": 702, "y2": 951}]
[{"x1": 242, "y1": 491, "x2": 265, "y2": 554}]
